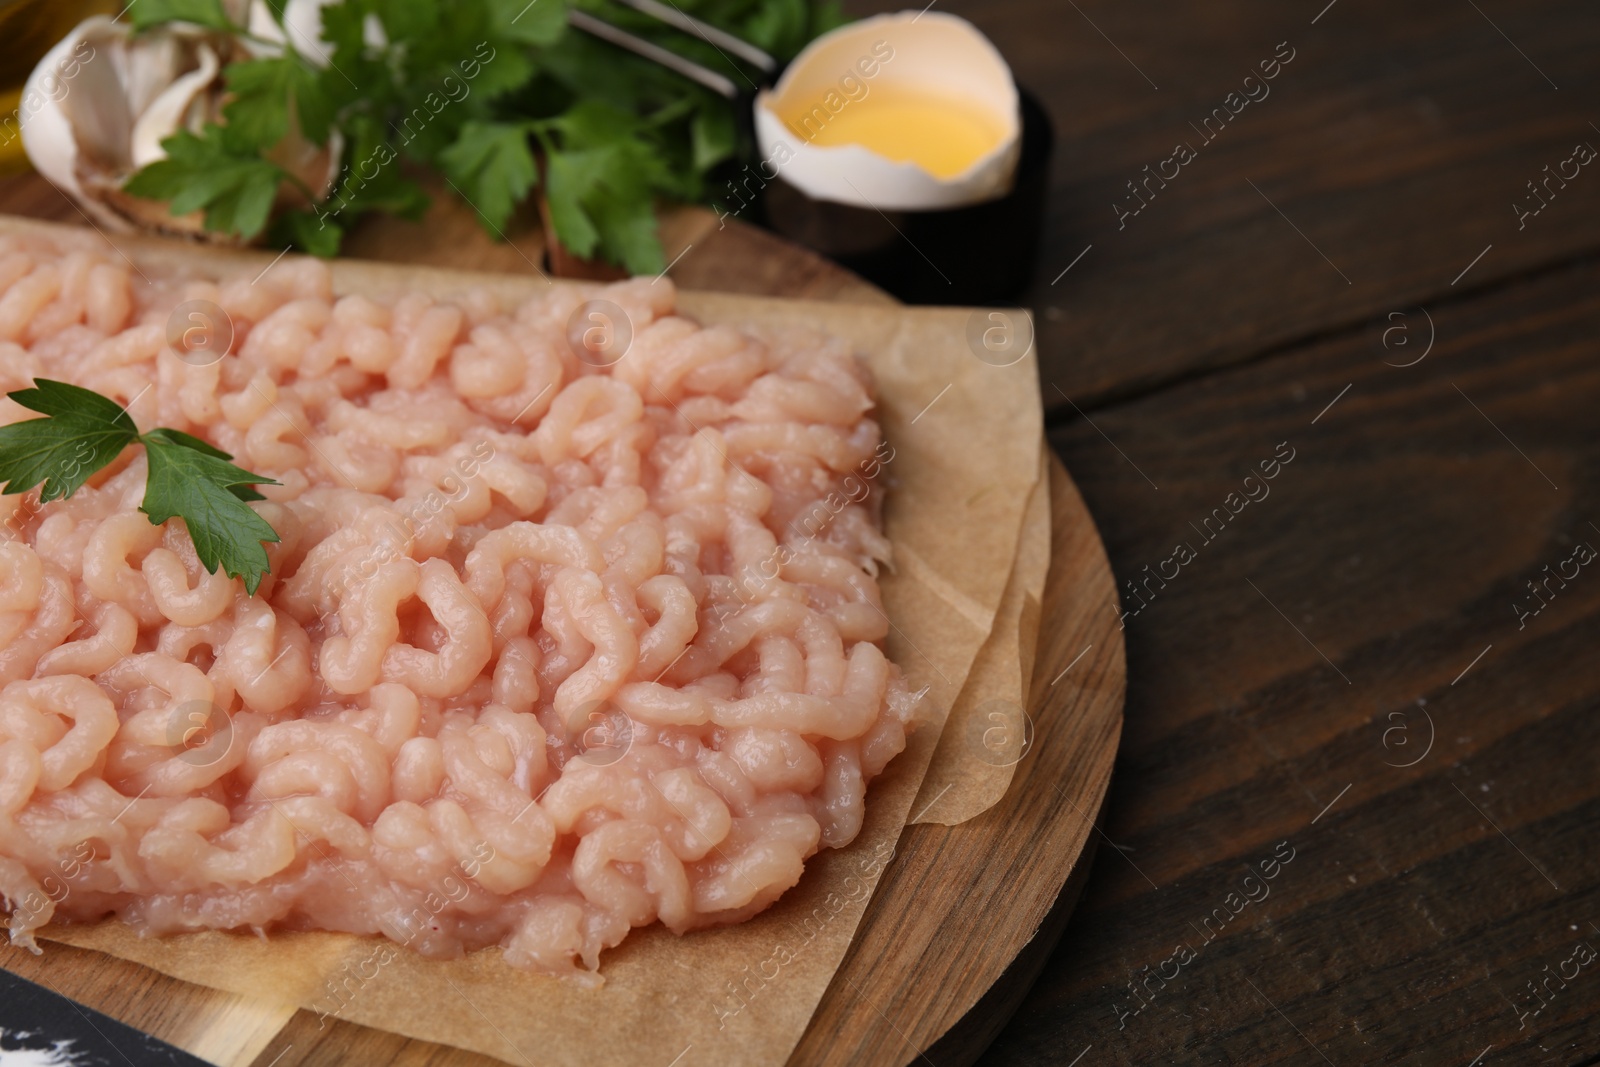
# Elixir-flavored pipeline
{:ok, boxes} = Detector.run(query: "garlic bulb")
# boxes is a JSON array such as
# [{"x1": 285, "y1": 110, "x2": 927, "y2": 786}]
[{"x1": 20, "y1": 11, "x2": 342, "y2": 241}]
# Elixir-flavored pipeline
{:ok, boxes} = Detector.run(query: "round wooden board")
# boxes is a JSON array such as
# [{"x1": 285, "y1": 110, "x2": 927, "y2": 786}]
[
  {"x1": 793, "y1": 455, "x2": 1124, "y2": 1067},
  {"x1": 0, "y1": 177, "x2": 1126, "y2": 1067}
]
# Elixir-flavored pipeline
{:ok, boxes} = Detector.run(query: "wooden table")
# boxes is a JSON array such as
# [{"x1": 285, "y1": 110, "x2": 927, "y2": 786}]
[
  {"x1": 5, "y1": 0, "x2": 1600, "y2": 1061},
  {"x1": 911, "y1": 0, "x2": 1596, "y2": 1063}
]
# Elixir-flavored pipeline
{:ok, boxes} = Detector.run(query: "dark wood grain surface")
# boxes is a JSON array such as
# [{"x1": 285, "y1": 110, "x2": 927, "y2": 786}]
[
  {"x1": 1000, "y1": 257, "x2": 1600, "y2": 1066},
  {"x1": 859, "y1": 0, "x2": 1599, "y2": 411},
  {"x1": 865, "y1": 0, "x2": 1600, "y2": 1062}
]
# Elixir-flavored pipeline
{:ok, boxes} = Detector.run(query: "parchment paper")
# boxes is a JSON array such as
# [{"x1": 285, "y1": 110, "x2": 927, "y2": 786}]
[
  {"x1": 0, "y1": 218, "x2": 1047, "y2": 1067},
  {"x1": 910, "y1": 441, "x2": 1051, "y2": 825}
]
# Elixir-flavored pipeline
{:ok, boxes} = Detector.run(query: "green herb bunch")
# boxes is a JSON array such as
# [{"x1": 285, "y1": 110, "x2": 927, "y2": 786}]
[{"x1": 122, "y1": 0, "x2": 845, "y2": 273}]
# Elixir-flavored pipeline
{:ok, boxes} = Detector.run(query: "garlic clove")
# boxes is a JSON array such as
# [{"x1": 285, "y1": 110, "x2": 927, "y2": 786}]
[
  {"x1": 22, "y1": 12, "x2": 345, "y2": 242},
  {"x1": 20, "y1": 17, "x2": 130, "y2": 230},
  {"x1": 281, "y1": 0, "x2": 333, "y2": 66},
  {"x1": 118, "y1": 32, "x2": 192, "y2": 122},
  {"x1": 57, "y1": 21, "x2": 138, "y2": 173},
  {"x1": 129, "y1": 43, "x2": 220, "y2": 169},
  {"x1": 269, "y1": 125, "x2": 344, "y2": 206},
  {"x1": 246, "y1": 1, "x2": 287, "y2": 51}
]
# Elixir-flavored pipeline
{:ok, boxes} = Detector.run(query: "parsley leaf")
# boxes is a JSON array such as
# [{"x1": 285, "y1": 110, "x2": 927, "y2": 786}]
[
  {"x1": 142, "y1": 430, "x2": 280, "y2": 594},
  {"x1": 466, "y1": 42, "x2": 538, "y2": 102},
  {"x1": 691, "y1": 106, "x2": 737, "y2": 173},
  {"x1": 139, "y1": 428, "x2": 270, "y2": 501},
  {"x1": 123, "y1": 129, "x2": 286, "y2": 240},
  {"x1": 374, "y1": 0, "x2": 442, "y2": 44},
  {"x1": 321, "y1": 1, "x2": 387, "y2": 68},
  {"x1": 218, "y1": 59, "x2": 294, "y2": 151},
  {"x1": 0, "y1": 381, "x2": 282, "y2": 595},
  {"x1": 438, "y1": 120, "x2": 538, "y2": 232},
  {"x1": 490, "y1": 0, "x2": 567, "y2": 46},
  {"x1": 0, "y1": 381, "x2": 137, "y2": 501},
  {"x1": 589, "y1": 186, "x2": 663, "y2": 272},
  {"x1": 222, "y1": 56, "x2": 332, "y2": 150},
  {"x1": 335, "y1": 115, "x2": 432, "y2": 219},
  {"x1": 271, "y1": 208, "x2": 345, "y2": 258},
  {"x1": 540, "y1": 147, "x2": 605, "y2": 258},
  {"x1": 538, "y1": 102, "x2": 670, "y2": 271},
  {"x1": 5, "y1": 379, "x2": 136, "y2": 424},
  {"x1": 127, "y1": 0, "x2": 236, "y2": 33}
]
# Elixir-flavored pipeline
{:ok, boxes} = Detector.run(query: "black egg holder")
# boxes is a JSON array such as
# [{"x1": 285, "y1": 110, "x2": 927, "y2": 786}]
[{"x1": 754, "y1": 88, "x2": 1054, "y2": 305}]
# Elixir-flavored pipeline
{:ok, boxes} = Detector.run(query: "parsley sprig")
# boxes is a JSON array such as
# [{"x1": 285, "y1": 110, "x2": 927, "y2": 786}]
[
  {"x1": 118, "y1": 0, "x2": 845, "y2": 272},
  {"x1": 0, "y1": 381, "x2": 280, "y2": 594}
]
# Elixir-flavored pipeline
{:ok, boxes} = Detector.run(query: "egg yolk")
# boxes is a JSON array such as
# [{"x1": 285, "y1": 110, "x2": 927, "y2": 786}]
[{"x1": 783, "y1": 86, "x2": 1006, "y2": 180}]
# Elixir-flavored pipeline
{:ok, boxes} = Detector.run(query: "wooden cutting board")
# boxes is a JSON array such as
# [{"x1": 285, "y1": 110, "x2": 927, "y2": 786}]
[{"x1": 0, "y1": 177, "x2": 1125, "y2": 1067}]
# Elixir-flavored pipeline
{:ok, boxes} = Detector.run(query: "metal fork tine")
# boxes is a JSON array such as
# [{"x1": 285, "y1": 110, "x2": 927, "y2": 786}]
[
  {"x1": 567, "y1": 9, "x2": 741, "y2": 99},
  {"x1": 611, "y1": 0, "x2": 777, "y2": 73}
]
